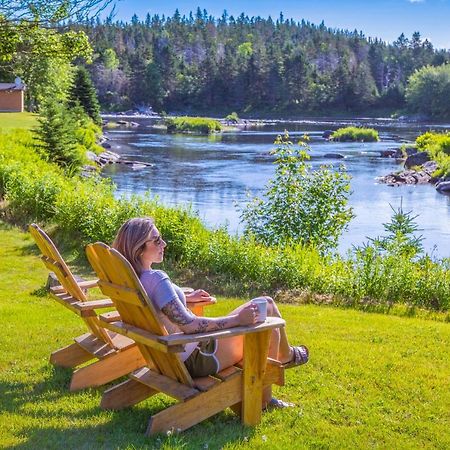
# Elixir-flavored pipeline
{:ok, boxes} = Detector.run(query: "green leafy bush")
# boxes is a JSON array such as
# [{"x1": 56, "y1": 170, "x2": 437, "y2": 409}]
[
  {"x1": 225, "y1": 112, "x2": 239, "y2": 123},
  {"x1": 0, "y1": 130, "x2": 66, "y2": 221},
  {"x1": 240, "y1": 132, "x2": 353, "y2": 252},
  {"x1": 406, "y1": 64, "x2": 450, "y2": 118},
  {"x1": 331, "y1": 126, "x2": 379, "y2": 142},
  {"x1": 415, "y1": 131, "x2": 450, "y2": 177},
  {"x1": 165, "y1": 116, "x2": 222, "y2": 134}
]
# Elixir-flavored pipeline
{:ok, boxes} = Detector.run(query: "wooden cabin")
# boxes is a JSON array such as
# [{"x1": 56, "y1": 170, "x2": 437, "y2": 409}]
[{"x1": 0, "y1": 78, "x2": 25, "y2": 112}]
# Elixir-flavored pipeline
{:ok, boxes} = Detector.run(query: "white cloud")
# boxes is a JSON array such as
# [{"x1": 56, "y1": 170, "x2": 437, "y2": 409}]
[{"x1": 408, "y1": 0, "x2": 425, "y2": 3}]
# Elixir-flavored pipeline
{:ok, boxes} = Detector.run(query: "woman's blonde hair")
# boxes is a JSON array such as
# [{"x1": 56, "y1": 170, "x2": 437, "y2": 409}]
[{"x1": 112, "y1": 217, "x2": 155, "y2": 275}]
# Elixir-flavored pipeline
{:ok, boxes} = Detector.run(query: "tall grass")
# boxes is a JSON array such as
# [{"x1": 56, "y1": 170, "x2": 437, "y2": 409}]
[
  {"x1": 1, "y1": 129, "x2": 449, "y2": 312},
  {"x1": 165, "y1": 116, "x2": 222, "y2": 134},
  {"x1": 331, "y1": 126, "x2": 379, "y2": 142}
]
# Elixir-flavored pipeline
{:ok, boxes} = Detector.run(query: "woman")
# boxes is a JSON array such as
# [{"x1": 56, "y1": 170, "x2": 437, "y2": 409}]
[{"x1": 112, "y1": 217, "x2": 308, "y2": 408}]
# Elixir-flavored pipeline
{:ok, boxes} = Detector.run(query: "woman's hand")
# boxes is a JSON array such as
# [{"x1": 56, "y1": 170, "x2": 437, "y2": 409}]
[
  {"x1": 186, "y1": 289, "x2": 215, "y2": 303},
  {"x1": 236, "y1": 304, "x2": 259, "y2": 326}
]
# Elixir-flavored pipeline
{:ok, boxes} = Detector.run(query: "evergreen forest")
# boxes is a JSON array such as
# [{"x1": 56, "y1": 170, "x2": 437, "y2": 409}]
[{"x1": 73, "y1": 9, "x2": 450, "y2": 114}]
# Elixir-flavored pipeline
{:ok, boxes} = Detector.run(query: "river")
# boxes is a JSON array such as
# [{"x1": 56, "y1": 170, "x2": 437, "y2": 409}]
[{"x1": 101, "y1": 118, "x2": 450, "y2": 257}]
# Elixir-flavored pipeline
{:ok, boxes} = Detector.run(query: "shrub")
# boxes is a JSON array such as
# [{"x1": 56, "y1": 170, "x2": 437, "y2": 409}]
[
  {"x1": 369, "y1": 203, "x2": 424, "y2": 258},
  {"x1": 239, "y1": 132, "x2": 353, "y2": 252},
  {"x1": 225, "y1": 112, "x2": 239, "y2": 124},
  {"x1": 0, "y1": 130, "x2": 66, "y2": 221},
  {"x1": 331, "y1": 126, "x2": 379, "y2": 142},
  {"x1": 165, "y1": 116, "x2": 222, "y2": 134},
  {"x1": 415, "y1": 131, "x2": 450, "y2": 177}
]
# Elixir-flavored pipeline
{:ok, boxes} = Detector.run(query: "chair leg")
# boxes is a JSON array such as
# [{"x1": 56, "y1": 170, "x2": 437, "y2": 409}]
[
  {"x1": 101, "y1": 378, "x2": 158, "y2": 410},
  {"x1": 229, "y1": 362, "x2": 283, "y2": 418},
  {"x1": 70, "y1": 346, "x2": 146, "y2": 391},
  {"x1": 50, "y1": 342, "x2": 93, "y2": 368},
  {"x1": 146, "y1": 375, "x2": 242, "y2": 435}
]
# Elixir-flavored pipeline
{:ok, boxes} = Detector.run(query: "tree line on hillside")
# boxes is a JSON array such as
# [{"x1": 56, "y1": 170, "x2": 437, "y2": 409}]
[{"x1": 71, "y1": 9, "x2": 450, "y2": 114}]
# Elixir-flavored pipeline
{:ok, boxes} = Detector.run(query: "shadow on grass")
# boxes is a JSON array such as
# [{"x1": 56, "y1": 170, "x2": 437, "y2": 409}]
[
  {"x1": 9, "y1": 413, "x2": 254, "y2": 450},
  {"x1": 2, "y1": 366, "x2": 254, "y2": 449}
]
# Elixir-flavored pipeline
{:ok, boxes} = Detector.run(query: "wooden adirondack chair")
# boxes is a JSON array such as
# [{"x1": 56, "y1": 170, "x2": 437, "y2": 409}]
[
  {"x1": 29, "y1": 223, "x2": 146, "y2": 391},
  {"x1": 29, "y1": 224, "x2": 213, "y2": 392},
  {"x1": 86, "y1": 242, "x2": 286, "y2": 435}
]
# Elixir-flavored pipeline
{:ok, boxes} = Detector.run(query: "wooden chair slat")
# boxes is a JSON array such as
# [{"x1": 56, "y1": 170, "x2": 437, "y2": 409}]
[
  {"x1": 192, "y1": 375, "x2": 221, "y2": 392},
  {"x1": 74, "y1": 333, "x2": 117, "y2": 358},
  {"x1": 75, "y1": 299, "x2": 115, "y2": 312},
  {"x1": 97, "y1": 318, "x2": 184, "y2": 354},
  {"x1": 215, "y1": 365, "x2": 242, "y2": 381},
  {"x1": 130, "y1": 367, "x2": 199, "y2": 401},
  {"x1": 97, "y1": 281, "x2": 144, "y2": 307},
  {"x1": 30, "y1": 225, "x2": 87, "y2": 302}
]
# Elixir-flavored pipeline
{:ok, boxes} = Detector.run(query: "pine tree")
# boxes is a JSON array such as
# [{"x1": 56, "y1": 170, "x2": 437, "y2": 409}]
[
  {"x1": 69, "y1": 66, "x2": 101, "y2": 125},
  {"x1": 34, "y1": 98, "x2": 83, "y2": 170}
]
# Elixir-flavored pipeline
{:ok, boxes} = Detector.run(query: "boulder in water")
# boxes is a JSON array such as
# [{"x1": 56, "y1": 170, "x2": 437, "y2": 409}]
[
  {"x1": 436, "y1": 181, "x2": 450, "y2": 193},
  {"x1": 404, "y1": 151, "x2": 430, "y2": 169},
  {"x1": 324, "y1": 153, "x2": 345, "y2": 159},
  {"x1": 379, "y1": 149, "x2": 397, "y2": 158}
]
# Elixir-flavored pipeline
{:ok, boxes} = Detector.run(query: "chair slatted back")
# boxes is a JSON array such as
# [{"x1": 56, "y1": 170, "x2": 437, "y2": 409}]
[
  {"x1": 29, "y1": 224, "x2": 114, "y2": 345},
  {"x1": 86, "y1": 242, "x2": 194, "y2": 387},
  {"x1": 29, "y1": 224, "x2": 87, "y2": 302}
]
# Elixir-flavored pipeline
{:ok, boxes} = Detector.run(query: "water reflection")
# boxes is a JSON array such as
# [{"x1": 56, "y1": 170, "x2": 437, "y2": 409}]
[{"x1": 102, "y1": 118, "x2": 450, "y2": 256}]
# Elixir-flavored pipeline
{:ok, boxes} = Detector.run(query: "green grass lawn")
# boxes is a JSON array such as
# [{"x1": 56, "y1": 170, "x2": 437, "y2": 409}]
[
  {"x1": 0, "y1": 222, "x2": 449, "y2": 449},
  {"x1": 0, "y1": 112, "x2": 38, "y2": 131}
]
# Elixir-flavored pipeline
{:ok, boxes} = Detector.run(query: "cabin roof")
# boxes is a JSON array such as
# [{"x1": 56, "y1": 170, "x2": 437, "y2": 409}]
[{"x1": 0, "y1": 83, "x2": 26, "y2": 91}]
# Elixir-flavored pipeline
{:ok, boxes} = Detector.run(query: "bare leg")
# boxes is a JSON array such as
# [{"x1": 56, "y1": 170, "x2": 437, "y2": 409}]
[
  {"x1": 214, "y1": 335, "x2": 244, "y2": 370},
  {"x1": 265, "y1": 297, "x2": 293, "y2": 364},
  {"x1": 214, "y1": 296, "x2": 294, "y2": 371}
]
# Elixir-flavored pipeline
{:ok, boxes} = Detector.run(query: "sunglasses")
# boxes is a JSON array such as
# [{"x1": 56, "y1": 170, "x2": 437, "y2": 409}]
[{"x1": 149, "y1": 235, "x2": 164, "y2": 246}]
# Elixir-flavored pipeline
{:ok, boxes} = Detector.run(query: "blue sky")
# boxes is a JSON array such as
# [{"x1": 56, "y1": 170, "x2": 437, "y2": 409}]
[{"x1": 109, "y1": 0, "x2": 450, "y2": 49}]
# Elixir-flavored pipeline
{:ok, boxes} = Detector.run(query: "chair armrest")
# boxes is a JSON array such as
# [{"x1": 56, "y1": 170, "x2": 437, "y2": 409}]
[
  {"x1": 186, "y1": 298, "x2": 216, "y2": 307},
  {"x1": 78, "y1": 279, "x2": 99, "y2": 289},
  {"x1": 99, "y1": 310, "x2": 121, "y2": 322},
  {"x1": 97, "y1": 315, "x2": 284, "y2": 353},
  {"x1": 50, "y1": 278, "x2": 99, "y2": 294},
  {"x1": 158, "y1": 317, "x2": 285, "y2": 348},
  {"x1": 74, "y1": 299, "x2": 115, "y2": 314},
  {"x1": 186, "y1": 298, "x2": 216, "y2": 316}
]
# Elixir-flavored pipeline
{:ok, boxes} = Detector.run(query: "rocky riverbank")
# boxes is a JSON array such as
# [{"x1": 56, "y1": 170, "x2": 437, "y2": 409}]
[{"x1": 377, "y1": 147, "x2": 450, "y2": 193}]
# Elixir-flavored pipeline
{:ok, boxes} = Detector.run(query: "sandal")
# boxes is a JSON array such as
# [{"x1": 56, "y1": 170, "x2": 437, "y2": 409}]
[
  {"x1": 264, "y1": 397, "x2": 296, "y2": 410},
  {"x1": 283, "y1": 345, "x2": 309, "y2": 369}
]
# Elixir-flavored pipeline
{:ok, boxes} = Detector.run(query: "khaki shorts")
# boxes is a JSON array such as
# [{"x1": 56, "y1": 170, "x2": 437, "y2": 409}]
[{"x1": 184, "y1": 339, "x2": 219, "y2": 377}]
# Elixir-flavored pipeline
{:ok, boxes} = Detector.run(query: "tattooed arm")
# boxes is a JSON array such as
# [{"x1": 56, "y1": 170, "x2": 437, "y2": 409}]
[{"x1": 161, "y1": 299, "x2": 258, "y2": 334}]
